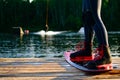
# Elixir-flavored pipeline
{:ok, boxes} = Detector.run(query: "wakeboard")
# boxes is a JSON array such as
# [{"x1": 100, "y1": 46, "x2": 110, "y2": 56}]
[{"x1": 64, "y1": 51, "x2": 116, "y2": 72}]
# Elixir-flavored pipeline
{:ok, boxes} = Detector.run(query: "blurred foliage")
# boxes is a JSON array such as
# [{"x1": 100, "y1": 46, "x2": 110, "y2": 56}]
[{"x1": 0, "y1": 0, "x2": 120, "y2": 33}]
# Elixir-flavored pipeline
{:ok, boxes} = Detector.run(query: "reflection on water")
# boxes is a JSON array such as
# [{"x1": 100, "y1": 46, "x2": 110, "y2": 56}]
[{"x1": 0, "y1": 31, "x2": 120, "y2": 58}]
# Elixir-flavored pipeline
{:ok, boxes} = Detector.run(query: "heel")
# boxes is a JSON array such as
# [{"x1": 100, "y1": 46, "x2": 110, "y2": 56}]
[{"x1": 97, "y1": 63, "x2": 113, "y2": 70}]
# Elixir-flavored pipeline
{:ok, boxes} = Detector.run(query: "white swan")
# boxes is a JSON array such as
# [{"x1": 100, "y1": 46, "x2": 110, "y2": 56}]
[
  {"x1": 33, "y1": 30, "x2": 63, "y2": 35},
  {"x1": 78, "y1": 27, "x2": 84, "y2": 34}
]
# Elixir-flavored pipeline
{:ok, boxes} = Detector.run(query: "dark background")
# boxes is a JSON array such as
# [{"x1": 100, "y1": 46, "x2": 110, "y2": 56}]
[{"x1": 0, "y1": 0, "x2": 120, "y2": 33}]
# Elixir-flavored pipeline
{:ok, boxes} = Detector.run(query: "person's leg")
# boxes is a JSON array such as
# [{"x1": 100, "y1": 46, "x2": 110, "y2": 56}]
[
  {"x1": 84, "y1": 0, "x2": 112, "y2": 69},
  {"x1": 91, "y1": 0, "x2": 108, "y2": 46},
  {"x1": 82, "y1": 0, "x2": 95, "y2": 44},
  {"x1": 70, "y1": 0, "x2": 95, "y2": 62}
]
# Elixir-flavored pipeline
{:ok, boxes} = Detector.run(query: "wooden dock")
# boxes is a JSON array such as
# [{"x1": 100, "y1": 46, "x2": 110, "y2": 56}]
[{"x1": 0, "y1": 58, "x2": 120, "y2": 80}]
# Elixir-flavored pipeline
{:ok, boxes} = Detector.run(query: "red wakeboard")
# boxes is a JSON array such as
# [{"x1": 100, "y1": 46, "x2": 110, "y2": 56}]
[{"x1": 64, "y1": 51, "x2": 115, "y2": 72}]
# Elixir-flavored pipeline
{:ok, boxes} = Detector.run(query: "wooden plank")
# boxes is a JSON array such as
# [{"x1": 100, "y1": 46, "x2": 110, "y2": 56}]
[{"x1": 0, "y1": 58, "x2": 120, "y2": 80}]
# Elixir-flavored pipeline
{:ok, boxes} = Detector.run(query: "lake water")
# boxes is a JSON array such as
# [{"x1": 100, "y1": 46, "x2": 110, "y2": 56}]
[{"x1": 0, "y1": 31, "x2": 120, "y2": 58}]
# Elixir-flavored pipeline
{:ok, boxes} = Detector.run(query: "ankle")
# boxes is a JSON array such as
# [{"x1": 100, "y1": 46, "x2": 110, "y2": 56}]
[{"x1": 94, "y1": 44, "x2": 112, "y2": 62}]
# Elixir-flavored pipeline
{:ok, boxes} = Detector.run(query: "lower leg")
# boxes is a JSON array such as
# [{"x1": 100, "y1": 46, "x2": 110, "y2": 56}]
[
  {"x1": 70, "y1": 0, "x2": 95, "y2": 62},
  {"x1": 70, "y1": 11, "x2": 95, "y2": 62},
  {"x1": 84, "y1": 0, "x2": 112, "y2": 69},
  {"x1": 90, "y1": 0, "x2": 109, "y2": 46}
]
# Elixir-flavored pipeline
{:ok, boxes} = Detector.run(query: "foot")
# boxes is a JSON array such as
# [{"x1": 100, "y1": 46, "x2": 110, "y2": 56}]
[
  {"x1": 84, "y1": 45, "x2": 113, "y2": 70},
  {"x1": 70, "y1": 42, "x2": 94, "y2": 63},
  {"x1": 70, "y1": 50, "x2": 94, "y2": 63}
]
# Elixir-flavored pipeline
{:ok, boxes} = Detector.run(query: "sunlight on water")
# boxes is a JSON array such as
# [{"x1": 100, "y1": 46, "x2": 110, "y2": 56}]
[{"x1": 0, "y1": 31, "x2": 120, "y2": 58}]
